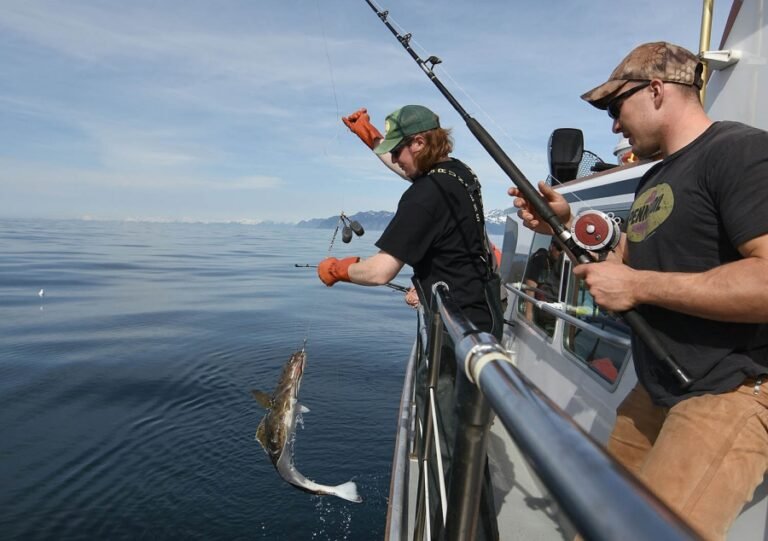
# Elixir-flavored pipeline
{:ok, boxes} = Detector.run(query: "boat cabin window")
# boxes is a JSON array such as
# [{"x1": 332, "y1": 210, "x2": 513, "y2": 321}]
[
  {"x1": 562, "y1": 208, "x2": 631, "y2": 384},
  {"x1": 517, "y1": 234, "x2": 565, "y2": 337},
  {"x1": 562, "y1": 276, "x2": 630, "y2": 383}
]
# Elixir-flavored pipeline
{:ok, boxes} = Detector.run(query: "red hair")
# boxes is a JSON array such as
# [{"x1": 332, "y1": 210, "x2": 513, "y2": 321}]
[{"x1": 413, "y1": 128, "x2": 453, "y2": 174}]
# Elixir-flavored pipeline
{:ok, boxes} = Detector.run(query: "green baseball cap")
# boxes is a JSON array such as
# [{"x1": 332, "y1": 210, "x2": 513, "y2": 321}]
[{"x1": 374, "y1": 105, "x2": 440, "y2": 155}]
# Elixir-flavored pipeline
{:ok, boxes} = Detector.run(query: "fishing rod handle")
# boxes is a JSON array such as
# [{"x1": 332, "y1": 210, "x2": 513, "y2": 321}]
[
  {"x1": 466, "y1": 118, "x2": 695, "y2": 388},
  {"x1": 620, "y1": 309, "x2": 694, "y2": 389},
  {"x1": 466, "y1": 114, "x2": 694, "y2": 387},
  {"x1": 385, "y1": 282, "x2": 410, "y2": 293}
]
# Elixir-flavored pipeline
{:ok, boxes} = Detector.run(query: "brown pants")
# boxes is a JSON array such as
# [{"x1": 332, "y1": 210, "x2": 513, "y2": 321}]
[{"x1": 608, "y1": 381, "x2": 768, "y2": 541}]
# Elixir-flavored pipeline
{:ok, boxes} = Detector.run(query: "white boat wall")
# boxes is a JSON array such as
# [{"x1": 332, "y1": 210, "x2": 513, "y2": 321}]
[{"x1": 385, "y1": 0, "x2": 768, "y2": 540}]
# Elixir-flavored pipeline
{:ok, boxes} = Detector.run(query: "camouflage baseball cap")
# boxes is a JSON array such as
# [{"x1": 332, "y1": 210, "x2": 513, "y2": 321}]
[
  {"x1": 581, "y1": 42, "x2": 703, "y2": 109},
  {"x1": 374, "y1": 105, "x2": 440, "y2": 155}
]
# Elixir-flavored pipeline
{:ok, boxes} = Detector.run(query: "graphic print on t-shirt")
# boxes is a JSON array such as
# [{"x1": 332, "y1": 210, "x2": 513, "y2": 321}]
[{"x1": 627, "y1": 183, "x2": 675, "y2": 242}]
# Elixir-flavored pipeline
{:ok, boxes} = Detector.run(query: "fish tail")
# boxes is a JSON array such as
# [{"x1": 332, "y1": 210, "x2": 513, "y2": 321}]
[{"x1": 332, "y1": 480, "x2": 362, "y2": 503}]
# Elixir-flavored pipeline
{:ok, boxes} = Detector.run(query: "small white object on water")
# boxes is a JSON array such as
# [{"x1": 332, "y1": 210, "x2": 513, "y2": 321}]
[{"x1": 38, "y1": 289, "x2": 45, "y2": 297}]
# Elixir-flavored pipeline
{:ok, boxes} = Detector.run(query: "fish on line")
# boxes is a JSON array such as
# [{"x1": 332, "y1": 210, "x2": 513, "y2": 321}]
[{"x1": 251, "y1": 341, "x2": 362, "y2": 503}]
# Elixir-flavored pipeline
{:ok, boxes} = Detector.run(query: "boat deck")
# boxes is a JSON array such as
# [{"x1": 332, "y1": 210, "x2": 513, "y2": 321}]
[{"x1": 404, "y1": 416, "x2": 575, "y2": 540}]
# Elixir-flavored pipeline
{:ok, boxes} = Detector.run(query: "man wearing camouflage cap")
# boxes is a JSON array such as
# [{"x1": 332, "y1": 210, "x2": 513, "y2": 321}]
[{"x1": 510, "y1": 42, "x2": 768, "y2": 540}]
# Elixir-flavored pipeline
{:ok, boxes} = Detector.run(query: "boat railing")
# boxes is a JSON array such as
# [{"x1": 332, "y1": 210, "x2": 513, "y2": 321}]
[{"x1": 388, "y1": 281, "x2": 699, "y2": 541}]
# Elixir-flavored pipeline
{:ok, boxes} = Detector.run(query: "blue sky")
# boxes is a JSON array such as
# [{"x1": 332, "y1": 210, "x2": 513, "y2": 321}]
[{"x1": 0, "y1": 0, "x2": 726, "y2": 223}]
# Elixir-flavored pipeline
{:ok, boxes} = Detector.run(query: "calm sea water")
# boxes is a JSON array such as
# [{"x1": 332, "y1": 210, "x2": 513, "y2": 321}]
[{"x1": 0, "y1": 219, "x2": 416, "y2": 541}]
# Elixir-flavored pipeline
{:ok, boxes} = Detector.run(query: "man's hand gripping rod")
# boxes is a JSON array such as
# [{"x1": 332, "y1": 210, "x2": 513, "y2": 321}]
[{"x1": 364, "y1": 0, "x2": 693, "y2": 388}]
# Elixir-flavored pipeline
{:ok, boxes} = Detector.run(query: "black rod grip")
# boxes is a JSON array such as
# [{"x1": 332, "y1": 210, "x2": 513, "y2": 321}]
[{"x1": 621, "y1": 309, "x2": 693, "y2": 388}]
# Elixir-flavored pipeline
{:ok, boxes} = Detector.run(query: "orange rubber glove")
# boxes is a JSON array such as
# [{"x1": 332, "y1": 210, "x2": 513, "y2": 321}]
[
  {"x1": 342, "y1": 108, "x2": 383, "y2": 150},
  {"x1": 317, "y1": 256, "x2": 360, "y2": 287},
  {"x1": 491, "y1": 242, "x2": 502, "y2": 268}
]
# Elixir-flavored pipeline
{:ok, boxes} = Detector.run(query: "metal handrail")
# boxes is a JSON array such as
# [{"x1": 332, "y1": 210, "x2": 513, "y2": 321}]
[
  {"x1": 384, "y1": 338, "x2": 419, "y2": 541},
  {"x1": 412, "y1": 301, "x2": 451, "y2": 541},
  {"x1": 432, "y1": 282, "x2": 699, "y2": 541},
  {"x1": 505, "y1": 283, "x2": 632, "y2": 348}
]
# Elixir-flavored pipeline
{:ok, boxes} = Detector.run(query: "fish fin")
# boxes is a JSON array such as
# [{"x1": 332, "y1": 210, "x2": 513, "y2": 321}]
[
  {"x1": 333, "y1": 481, "x2": 363, "y2": 503},
  {"x1": 255, "y1": 418, "x2": 268, "y2": 449},
  {"x1": 300, "y1": 404, "x2": 310, "y2": 413},
  {"x1": 251, "y1": 390, "x2": 272, "y2": 409}
]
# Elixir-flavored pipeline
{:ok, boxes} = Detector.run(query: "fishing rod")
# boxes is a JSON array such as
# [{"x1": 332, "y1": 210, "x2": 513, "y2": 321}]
[
  {"x1": 364, "y1": 0, "x2": 693, "y2": 388},
  {"x1": 295, "y1": 264, "x2": 410, "y2": 293},
  {"x1": 383, "y1": 282, "x2": 410, "y2": 293}
]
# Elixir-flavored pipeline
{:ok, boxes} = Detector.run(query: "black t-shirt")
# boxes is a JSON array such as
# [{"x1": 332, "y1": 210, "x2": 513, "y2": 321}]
[
  {"x1": 376, "y1": 159, "x2": 492, "y2": 331},
  {"x1": 627, "y1": 121, "x2": 768, "y2": 406}
]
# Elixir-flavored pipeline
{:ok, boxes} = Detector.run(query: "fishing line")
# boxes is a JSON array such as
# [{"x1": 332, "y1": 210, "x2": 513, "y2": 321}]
[
  {"x1": 398, "y1": 19, "x2": 615, "y2": 212},
  {"x1": 377, "y1": 8, "x2": 537, "y2": 162},
  {"x1": 375, "y1": 5, "x2": 614, "y2": 246},
  {"x1": 372, "y1": 6, "x2": 598, "y2": 230},
  {"x1": 303, "y1": 0, "x2": 349, "y2": 361},
  {"x1": 328, "y1": 217, "x2": 342, "y2": 255},
  {"x1": 315, "y1": 0, "x2": 342, "y2": 151},
  {"x1": 374, "y1": 7, "x2": 605, "y2": 225},
  {"x1": 369, "y1": 4, "x2": 609, "y2": 241},
  {"x1": 322, "y1": 219, "x2": 345, "y2": 387}
]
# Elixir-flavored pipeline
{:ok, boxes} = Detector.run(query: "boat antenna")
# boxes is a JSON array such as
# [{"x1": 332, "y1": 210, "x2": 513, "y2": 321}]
[{"x1": 363, "y1": 0, "x2": 693, "y2": 388}]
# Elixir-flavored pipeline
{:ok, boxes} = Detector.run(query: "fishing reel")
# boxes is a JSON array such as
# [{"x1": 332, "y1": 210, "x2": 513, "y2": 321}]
[
  {"x1": 339, "y1": 212, "x2": 364, "y2": 244},
  {"x1": 570, "y1": 209, "x2": 622, "y2": 255}
]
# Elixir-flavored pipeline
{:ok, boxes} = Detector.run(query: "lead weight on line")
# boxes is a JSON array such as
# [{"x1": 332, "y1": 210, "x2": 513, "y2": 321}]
[{"x1": 350, "y1": 221, "x2": 364, "y2": 236}]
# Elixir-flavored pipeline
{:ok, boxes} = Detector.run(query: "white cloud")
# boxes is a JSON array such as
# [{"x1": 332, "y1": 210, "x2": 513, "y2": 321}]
[
  {"x1": 0, "y1": 0, "x2": 731, "y2": 221},
  {"x1": 0, "y1": 157, "x2": 281, "y2": 192},
  {"x1": 211, "y1": 175, "x2": 282, "y2": 191}
]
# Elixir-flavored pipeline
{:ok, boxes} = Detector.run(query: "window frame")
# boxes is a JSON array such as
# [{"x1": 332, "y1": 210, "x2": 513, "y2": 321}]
[
  {"x1": 560, "y1": 205, "x2": 632, "y2": 390},
  {"x1": 516, "y1": 233, "x2": 567, "y2": 340}
]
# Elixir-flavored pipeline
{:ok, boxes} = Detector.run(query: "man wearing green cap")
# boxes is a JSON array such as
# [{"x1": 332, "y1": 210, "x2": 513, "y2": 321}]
[
  {"x1": 318, "y1": 104, "x2": 501, "y2": 335},
  {"x1": 339, "y1": 106, "x2": 418, "y2": 182},
  {"x1": 510, "y1": 41, "x2": 768, "y2": 540},
  {"x1": 318, "y1": 104, "x2": 502, "y2": 539}
]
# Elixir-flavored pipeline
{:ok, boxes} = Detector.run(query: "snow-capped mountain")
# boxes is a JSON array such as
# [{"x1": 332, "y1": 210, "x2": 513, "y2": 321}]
[{"x1": 297, "y1": 209, "x2": 512, "y2": 234}]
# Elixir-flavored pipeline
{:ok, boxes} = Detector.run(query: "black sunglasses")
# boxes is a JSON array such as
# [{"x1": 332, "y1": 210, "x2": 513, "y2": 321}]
[
  {"x1": 390, "y1": 136, "x2": 414, "y2": 158},
  {"x1": 607, "y1": 82, "x2": 650, "y2": 120}
]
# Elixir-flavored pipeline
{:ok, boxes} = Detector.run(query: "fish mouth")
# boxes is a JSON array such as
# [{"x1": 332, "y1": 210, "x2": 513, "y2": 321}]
[
  {"x1": 290, "y1": 351, "x2": 306, "y2": 385},
  {"x1": 296, "y1": 351, "x2": 306, "y2": 372},
  {"x1": 296, "y1": 340, "x2": 307, "y2": 374}
]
